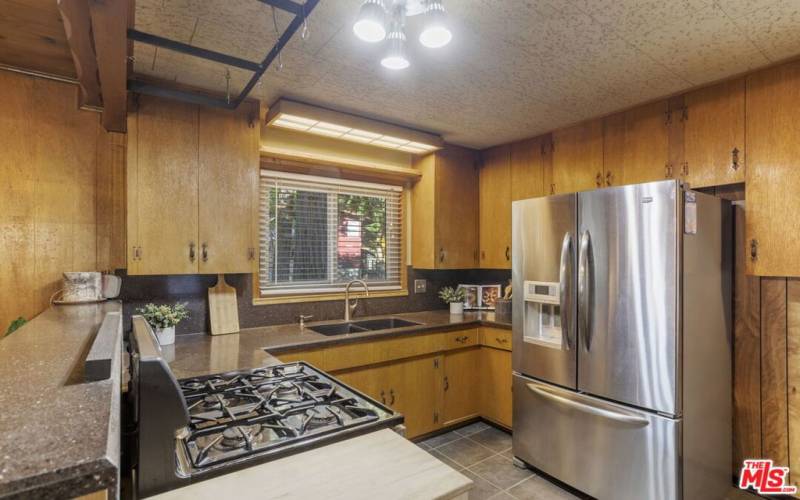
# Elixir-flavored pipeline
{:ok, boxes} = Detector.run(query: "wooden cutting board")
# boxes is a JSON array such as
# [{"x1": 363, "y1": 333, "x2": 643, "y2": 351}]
[{"x1": 208, "y1": 275, "x2": 239, "y2": 335}]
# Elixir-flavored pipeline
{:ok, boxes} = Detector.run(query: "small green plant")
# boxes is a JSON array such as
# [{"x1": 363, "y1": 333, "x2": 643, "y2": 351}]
[
  {"x1": 4, "y1": 317, "x2": 27, "y2": 337},
  {"x1": 438, "y1": 286, "x2": 465, "y2": 304},
  {"x1": 137, "y1": 303, "x2": 189, "y2": 329}
]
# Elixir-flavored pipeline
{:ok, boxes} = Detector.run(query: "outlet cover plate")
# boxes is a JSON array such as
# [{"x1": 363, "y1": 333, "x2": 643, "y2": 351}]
[{"x1": 414, "y1": 279, "x2": 427, "y2": 294}]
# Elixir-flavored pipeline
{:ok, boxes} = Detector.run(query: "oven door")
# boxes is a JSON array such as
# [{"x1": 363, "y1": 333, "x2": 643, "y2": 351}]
[{"x1": 512, "y1": 374, "x2": 680, "y2": 500}]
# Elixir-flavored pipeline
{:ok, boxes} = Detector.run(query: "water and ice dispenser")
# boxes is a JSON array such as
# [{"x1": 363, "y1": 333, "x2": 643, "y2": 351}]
[{"x1": 523, "y1": 280, "x2": 563, "y2": 348}]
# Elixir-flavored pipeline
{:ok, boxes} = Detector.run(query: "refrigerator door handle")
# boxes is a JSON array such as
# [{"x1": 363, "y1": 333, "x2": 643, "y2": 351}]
[
  {"x1": 526, "y1": 382, "x2": 649, "y2": 427},
  {"x1": 578, "y1": 230, "x2": 594, "y2": 351},
  {"x1": 559, "y1": 232, "x2": 574, "y2": 350}
]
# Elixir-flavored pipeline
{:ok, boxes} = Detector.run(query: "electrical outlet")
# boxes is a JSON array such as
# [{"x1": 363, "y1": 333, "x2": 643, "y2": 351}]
[{"x1": 414, "y1": 279, "x2": 427, "y2": 294}]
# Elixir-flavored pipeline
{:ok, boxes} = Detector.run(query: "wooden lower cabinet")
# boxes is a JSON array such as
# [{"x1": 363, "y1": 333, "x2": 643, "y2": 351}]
[
  {"x1": 442, "y1": 348, "x2": 481, "y2": 426},
  {"x1": 334, "y1": 355, "x2": 443, "y2": 439},
  {"x1": 480, "y1": 347, "x2": 513, "y2": 428},
  {"x1": 278, "y1": 328, "x2": 514, "y2": 437}
]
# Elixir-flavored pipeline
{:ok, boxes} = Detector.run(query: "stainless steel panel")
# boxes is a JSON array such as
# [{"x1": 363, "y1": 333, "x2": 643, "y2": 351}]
[
  {"x1": 512, "y1": 374, "x2": 680, "y2": 500},
  {"x1": 512, "y1": 194, "x2": 578, "y2": 388},
  {"x1": 577, "y1": 180, "x2": 679, "y2": 415}
]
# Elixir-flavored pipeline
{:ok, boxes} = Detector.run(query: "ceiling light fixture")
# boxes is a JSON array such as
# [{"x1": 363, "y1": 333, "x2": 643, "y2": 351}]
[
  {"x1": 353, "y1": 0, "x2": 387, "y2": 42},
  {"x1": 353, "y1": 0, "x2": 453, "y2": 70},
  {"x1": 381, "y1": 21, "x2": 410, "y2": 70},
  {"x1": 266, "y1": 100, "x2": 443, "y2": 154}
]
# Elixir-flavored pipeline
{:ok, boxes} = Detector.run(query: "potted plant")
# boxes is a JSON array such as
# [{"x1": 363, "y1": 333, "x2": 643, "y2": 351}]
[
  {"x1": 439, "y1": 286, "x2": 466, "y2": 315},
  {"x1": 137, "y1": 303, "x2": 189, "y2": 346}
]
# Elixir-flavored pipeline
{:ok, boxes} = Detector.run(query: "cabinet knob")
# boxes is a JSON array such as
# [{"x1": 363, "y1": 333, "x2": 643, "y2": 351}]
[
  {"x1": 439, "y1": 248, "x2": 445, "y2": 263},
  {"x1": 389, "y1": 388, "x2": 396, "y2": 405},
  {"x1": 605, "y1": 171, "x2": 613, "y2": 186},
  {"x1": 201, "y1": 243, "x2": 208, "y2": 262},
  {"x1": 750, "y1": 239, "x2": 758, "y2": 261},
  {"x1": 505, "y1": 246, "x2": 510, "y2": 261},
  {"x1": 444, "y1": 376, "x2": 449, "y2": 391},
  {"x1": 189, "y1": 242, "x2": 196, "y2": 263},
  {"x1": 595, "y1": 172, "x2": 602, "y2": 187},
  {"x1": 380, "y1": 389, "x2": 386, "y2": 405}
]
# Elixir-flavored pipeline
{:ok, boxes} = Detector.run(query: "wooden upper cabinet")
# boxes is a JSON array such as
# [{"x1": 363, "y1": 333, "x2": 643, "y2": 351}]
[
  {"x1": 127, "y1": 96, "x2": 199, "y2": 274},
  {"x1": 479, "y1": 145, "x2": 511, "y2": 268},
  {"x1": 127, "y1": 95, "x2": 260, "y2": 275},
  {"x1": 510, "y1": 136, "x2": 546, "y2": 201},
  {"x1": 604, "y1": 100, "x2": 670, "y2": 186},
  {"x1": 198, "y1": 104, "x2": 259, "y2": 274},
  {"x1": 683, "y1": 79, "x2": 745, "y2": 188},
  {"x1": 549, "y1": 120, "x2": 603, "y2": 194},
  {"x1": 745, "y1": 61, "x2": 800, "y2": 276},
  {"x1": 411, "y1": 145, "x2": 479, "y2": 269}
]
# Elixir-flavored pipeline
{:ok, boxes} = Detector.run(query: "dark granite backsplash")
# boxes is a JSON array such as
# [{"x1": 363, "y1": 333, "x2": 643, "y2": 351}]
[{"x1": 119, "y1": 267, "x2": 511, "y2": 335}]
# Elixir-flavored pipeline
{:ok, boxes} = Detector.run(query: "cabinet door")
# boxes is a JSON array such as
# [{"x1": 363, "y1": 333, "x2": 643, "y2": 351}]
[
  {"x1": 481, "y1": 347, "x2": 512, "y2": 428},
  {"x1": 550, "y1": 120, "x2": 603, "y2": 194},
  {"x1": 442, "y1": 348, "x2": 480, "y2": 426},
  {"x1": 684, "y1": 79, "x2": 745, "y2": 188},
  {"x1": 390, "y1": 355, "x2": 443, "y2": 438},
  {"x1": 479, "y1": 145, "x2": 511, "y2": 268},
  {"x1": 130, "y1": 96, "x2": 199, "y2": 274},
  {"x1": 198, "y1": 104, "x2": 259, "y2": 274},
  {"x1": 604, "y1": 101, "x2": 670, "y2": 186},
  {"x1": 746, "y1": 62, "x2": 800, "y2": 276},
  {"x1": 334, "y1": 364, "x2": 385, "y2": 402},
  {"x1": 510, "y1": 137, "x2": 545, "y2": 201},
  {"x1": 436, "y1": 146, "x2": 479, "y2": 269}
]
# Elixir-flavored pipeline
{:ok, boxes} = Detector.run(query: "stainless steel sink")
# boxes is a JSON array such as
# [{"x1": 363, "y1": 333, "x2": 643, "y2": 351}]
[
  {"x1": 307, "y1": 317, "x2": 422, "y2": 336},
  {"x1": 351, "y1": 318, "x2": 421, "y2": 330}
]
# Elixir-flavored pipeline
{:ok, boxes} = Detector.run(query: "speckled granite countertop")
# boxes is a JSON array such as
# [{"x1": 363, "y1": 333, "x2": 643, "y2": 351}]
[
  {"x1": 169, "y1": 310, "x2": 511, "y2": 379},
  {"x1": 0, "y1": 302, "x2": 122, "y2": 499}
]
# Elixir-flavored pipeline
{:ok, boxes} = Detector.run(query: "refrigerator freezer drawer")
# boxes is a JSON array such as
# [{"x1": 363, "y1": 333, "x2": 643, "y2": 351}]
[{"x1": 512, "y1": 374, "x2": 680, "y2": 500}]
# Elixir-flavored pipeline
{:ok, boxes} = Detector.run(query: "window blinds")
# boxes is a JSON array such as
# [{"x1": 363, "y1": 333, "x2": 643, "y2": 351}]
[{"x1": 259, "y1": 170, "x2": 403, "y2": 295}]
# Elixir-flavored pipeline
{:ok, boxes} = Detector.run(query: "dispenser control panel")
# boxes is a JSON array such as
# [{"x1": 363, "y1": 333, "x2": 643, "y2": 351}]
[{"x1": 523, "y1": 280, "x2": 563, "y2": 348}]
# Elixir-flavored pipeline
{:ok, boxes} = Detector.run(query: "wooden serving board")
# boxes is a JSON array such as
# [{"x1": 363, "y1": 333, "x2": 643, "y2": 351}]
[{"x1": 208, "y1": 275, "x2": 239, "y2": 335}]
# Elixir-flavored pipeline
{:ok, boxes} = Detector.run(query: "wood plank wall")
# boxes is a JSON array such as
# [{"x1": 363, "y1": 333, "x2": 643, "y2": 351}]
[
  {"x1": 0, "y1": 70, "x2": 124, "y2": 334},
  {"x1": 719, "y1": 185, "x2": 800, "y2": 490}
]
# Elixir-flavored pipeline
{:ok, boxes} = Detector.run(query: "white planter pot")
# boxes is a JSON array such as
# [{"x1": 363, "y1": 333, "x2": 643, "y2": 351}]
[
  {"x1": 155, "y1": 325, "x2": 175, "y2": 346},
  {"x1": 449, "y1": 302, "x2": 464, "y2": 315}
]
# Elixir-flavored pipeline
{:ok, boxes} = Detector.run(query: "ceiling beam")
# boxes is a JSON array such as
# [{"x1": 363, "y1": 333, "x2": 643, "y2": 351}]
[
  {"x1": 88, "y1": 0, "x2": 129, "y2": 132},
  {"x1": 57, "y1": 0, "x2": 102, "y2": 109},
  {"x1": 127, "y1": 29, "x2": 262, "y2": 72}
]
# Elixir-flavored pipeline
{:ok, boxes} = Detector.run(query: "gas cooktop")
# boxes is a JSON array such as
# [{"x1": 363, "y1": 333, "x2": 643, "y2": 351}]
[{"x1": 174, "y1": 362, "x2": 403, "y2": 476}]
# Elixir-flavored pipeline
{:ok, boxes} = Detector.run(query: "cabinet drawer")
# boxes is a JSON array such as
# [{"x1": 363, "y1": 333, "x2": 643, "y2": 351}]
[
  {"x1": 275, "y1": 348, "x2": 326, "y2": 369},
  {"x1": 481, "y1": 328, "x2": 512, "y2": 351},
  {"x1": 324, "y1": 341, "x2": 377, "y2": 372},
  {"x1": 440, "y1": 329, "x2": 479, "y2": 350}
]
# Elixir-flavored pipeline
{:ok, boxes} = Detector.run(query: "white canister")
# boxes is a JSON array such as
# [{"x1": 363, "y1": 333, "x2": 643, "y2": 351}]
[
  {"x1": 155, "y1": 326, "x2": 176, "y2": 346},
  {"x1": 449, "y1": 302, "x2": 464, "y2": 315}
]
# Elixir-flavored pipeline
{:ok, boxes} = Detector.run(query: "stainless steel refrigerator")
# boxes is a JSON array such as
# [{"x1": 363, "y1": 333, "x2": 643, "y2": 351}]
[{"x1": 511, "y1": 180, "x2": 732, "y2": 500}]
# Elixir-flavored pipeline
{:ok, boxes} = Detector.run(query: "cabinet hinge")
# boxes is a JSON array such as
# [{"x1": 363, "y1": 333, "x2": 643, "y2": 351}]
[
  {"x1": 433, "y1": 411, "x2": 439, "y2": 424},
  {"x1": 664, "y1": 110, "x2": 672, "y2": 126},
  {"x1": 681, "y1": 162, "x2": 689, "y2": 177},
  {"x1": 433, "y1": 359, "x2": 439, "y2": 368},
  {"x1": 681, "y1": 106, "x2": 688, "y2": 122},
  {"x1": 664, "y1": 163, "x2": 673, "y2": 178},
  {"x1": 248, "y1": 247, "x2": 256, "y2": 260},
  {"x1": 731, "y1": 148, "x2": 741, "y2": 171}
]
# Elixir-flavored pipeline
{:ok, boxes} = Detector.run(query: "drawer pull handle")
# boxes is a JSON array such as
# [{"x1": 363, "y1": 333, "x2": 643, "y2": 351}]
[
  {"x1": 455, "y1": 335, "x2": 469, "y2": 343},
  {"x1": 496, "y1": 337, "x2": 508, "y2": 344}
]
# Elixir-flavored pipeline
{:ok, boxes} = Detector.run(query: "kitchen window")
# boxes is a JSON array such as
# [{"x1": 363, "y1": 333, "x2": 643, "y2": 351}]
[{"x1": 258, "y1": 170, "x2": 404, "y2": 298}]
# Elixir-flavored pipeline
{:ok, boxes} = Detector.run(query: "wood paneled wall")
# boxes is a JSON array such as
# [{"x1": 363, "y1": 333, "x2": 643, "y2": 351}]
[{"x1": 0, "y1": 70, "x2": 124, "y2": 334}]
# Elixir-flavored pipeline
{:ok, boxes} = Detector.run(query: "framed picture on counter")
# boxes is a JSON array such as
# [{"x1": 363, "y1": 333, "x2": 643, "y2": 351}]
[{"x1": 457, "y1": 284, "x2": 502, "y2": 310}]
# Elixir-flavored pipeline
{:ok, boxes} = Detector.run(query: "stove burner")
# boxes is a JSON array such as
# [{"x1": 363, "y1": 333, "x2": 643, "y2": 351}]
[
  {"x1": 220, "y1": 427, "x2": 246, "y2": 449},
  {"x1": 303, "y1": 406, "x2": 340, "y2": 431},
  {"x1": 181, "y1": 380, "x2": 205, "y2": 392}
]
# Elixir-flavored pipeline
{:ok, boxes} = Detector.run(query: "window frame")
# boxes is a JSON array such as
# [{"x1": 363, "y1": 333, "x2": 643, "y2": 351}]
[{"x1": 252, "y1": 168, "x2": 408, "y2": 305}]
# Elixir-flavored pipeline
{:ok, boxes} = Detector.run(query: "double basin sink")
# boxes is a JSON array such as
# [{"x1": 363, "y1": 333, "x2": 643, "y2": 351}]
[{"x1": 308, "y1": 317, "x2": 421, "y2": 336}]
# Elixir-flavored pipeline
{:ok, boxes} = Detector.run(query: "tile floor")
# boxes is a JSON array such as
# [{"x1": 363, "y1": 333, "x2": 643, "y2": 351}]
[
  {"x1": 418, "y1": 421, "x2": 762, "y2": 500},
  {"x1": 417, "y1": 421, "x2": 585, "y2": 500}
]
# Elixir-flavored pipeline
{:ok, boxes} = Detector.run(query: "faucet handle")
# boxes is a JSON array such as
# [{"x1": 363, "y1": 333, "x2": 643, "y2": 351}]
[{"x1": 298, "y1": 315, "x2": 313, "y2": 329}]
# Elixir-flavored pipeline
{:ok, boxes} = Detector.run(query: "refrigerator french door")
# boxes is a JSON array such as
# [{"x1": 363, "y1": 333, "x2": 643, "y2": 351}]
[{"x1": 511, "y1": 180, "x2": 732, "y2": 500}]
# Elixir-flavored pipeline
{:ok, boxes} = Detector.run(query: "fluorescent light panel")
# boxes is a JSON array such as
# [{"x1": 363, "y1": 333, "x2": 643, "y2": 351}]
[{"x1": 268, "y1": 108, "x2": 440, "y2": 154}]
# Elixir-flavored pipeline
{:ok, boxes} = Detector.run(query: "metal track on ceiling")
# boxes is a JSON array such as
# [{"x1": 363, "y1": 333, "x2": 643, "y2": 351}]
[{"x1": 127, "y1": 0, "x2": 319, "y2": 109}]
